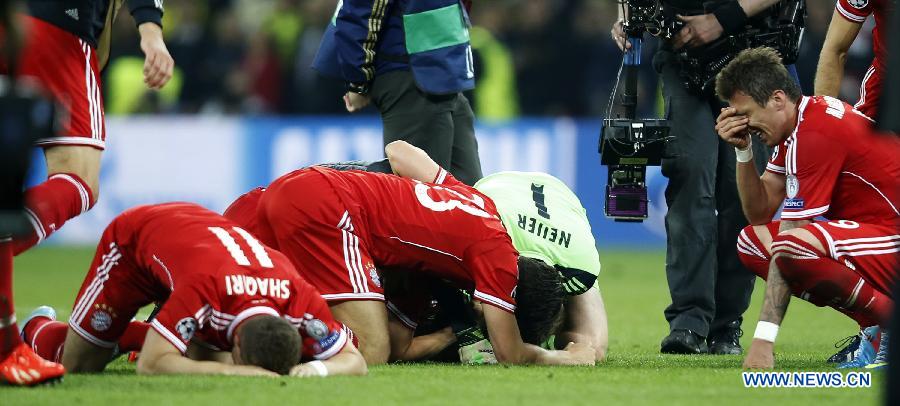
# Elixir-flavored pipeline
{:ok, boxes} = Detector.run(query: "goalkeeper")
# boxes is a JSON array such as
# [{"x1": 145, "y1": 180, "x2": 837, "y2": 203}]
[{"x1": 332, "y1": 159, "x2": 608, "y2": 363}]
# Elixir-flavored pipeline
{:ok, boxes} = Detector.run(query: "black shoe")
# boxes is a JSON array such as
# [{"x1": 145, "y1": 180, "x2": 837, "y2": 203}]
[
  {"x1": 661, "y1": 329, "x2": 709, "y2": 354},
  {"x1": 708, "y1": 320, "x2": 744, "y2": 355}
]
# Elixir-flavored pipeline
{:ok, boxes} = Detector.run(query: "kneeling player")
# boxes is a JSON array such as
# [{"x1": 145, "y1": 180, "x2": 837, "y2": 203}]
[
  {"x1": 714, "y1": 48, "x2": 899, "y2": 369},
  {"x1": 20, "y1": 203, "x2": 366, "y2": 377},
  {"x1": 225, "y1": 147, "x2": 594, "y2": 366}
]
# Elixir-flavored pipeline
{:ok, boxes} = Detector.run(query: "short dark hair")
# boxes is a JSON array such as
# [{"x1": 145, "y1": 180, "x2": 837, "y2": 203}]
[
  {"x1": 715, "y1": 47, "x2": 802, "y2": 106},
  {"x1": 238, "y1": 315, "x2": 301, "y2": 375},
  {"x1": 515, "y1": 256, "x2": 565, "y2": 345}
]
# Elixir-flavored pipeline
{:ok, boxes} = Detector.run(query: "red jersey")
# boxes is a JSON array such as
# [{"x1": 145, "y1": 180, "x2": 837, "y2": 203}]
[
  {"x1": 766, "y1": 96, "x2": 900, "y2": 225},
  {"x1": 118, "y1": 203, "x2": 347, "y2": 359},
  {"x1": 235, "y1": 167, "x2": 521, "y2": 313},
  {"x1": 835, "y1": 0, "x2": 895, "y2": 116}
]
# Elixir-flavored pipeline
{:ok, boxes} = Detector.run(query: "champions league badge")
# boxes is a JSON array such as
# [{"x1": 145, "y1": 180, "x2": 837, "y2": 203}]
[
  {"x1": 847, "y1": 0, "x2": 868, "y2": 9},
  {"x1": 305, "y1": 319, "x2": 329, "y2": 340},
  {"x1": 786, "y1": 174, "x2": 800, "y2": 199},
  {"x1": 176, "y1": 317, "x2": 199, "y2": 341},
  {"x1": 91, "y1": 310, "x2": 112, "y2": 332}
]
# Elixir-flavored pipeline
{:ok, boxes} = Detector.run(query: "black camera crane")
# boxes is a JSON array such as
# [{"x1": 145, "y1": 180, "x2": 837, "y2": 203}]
[
  {"x1": 599, "y1": 0, "x2": 672, "y2": 222},
  {"x1": 599, "y1": 0, "x2": 804, "y2": 222}
]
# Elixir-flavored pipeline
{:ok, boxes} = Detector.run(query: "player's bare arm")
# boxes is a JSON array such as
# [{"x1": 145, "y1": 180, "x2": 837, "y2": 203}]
[
  {"x1": 290, "y1": 343, "x2": 367, "y2": 377},
  {"x1": 137, "y1": 22, "x2": 174, "y2": 90},
  {"x1": 388, "y1": 316, "x2": 456, "y2": 362},
  {"x1": 716, "y1": 107, "x2": 786, "y2": 224},
  {"x1": 482, "y1": 305, "x2": 594, "y2": 365},
  {"x1": 743, "y1": 219, "x2": 811, "y2": 369},
  {"x1": 137, "y1": 328, "x2": 277, "y2": 376},
  {"x1": 556, "y1": 289, "x2": 609, "y2": 362},
  {"x1": 814, "y1": 12, "x2": 864, "y2": 97},
  {"x1": 385, "y1": 140, "x2": 441, "y2": 182}
]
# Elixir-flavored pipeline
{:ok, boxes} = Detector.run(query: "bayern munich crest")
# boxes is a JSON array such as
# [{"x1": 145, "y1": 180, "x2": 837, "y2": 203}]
[
  {"x1": 91, "y1": 310, "x2": 112, "y2": 332},
  {"x1": 786, "y1": 175, "x2": 800, "y2": 199},
  {"x1": 176, "y1": 317, "x2": 199, "y2": 341}
]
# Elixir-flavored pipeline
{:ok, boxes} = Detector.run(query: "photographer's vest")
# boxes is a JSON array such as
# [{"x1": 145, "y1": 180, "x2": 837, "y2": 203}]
[{"x1": 314, "y1": 0, "x2": 475, "y2": 95}]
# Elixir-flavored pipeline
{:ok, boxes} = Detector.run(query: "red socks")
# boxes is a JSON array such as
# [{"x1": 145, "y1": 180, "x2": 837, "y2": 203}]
[
  {"x1": 772, "y1": 234, "x2": 893, "y2": 326},
  {"x1": 23, "y1": 319, "x2": 150, "y2": 362},
  {"x1": 24, "y1": 319, "x2": 67, "y2": 362},
  {"x1": 118, "y1": 321, "x2": 149, "y2": 352},
  {"x1": 0, "y1": 239, "x2": 23, "y2": 359},
  {"x1": 14, "y1": 173, "x2": 94, "y2": 255}
]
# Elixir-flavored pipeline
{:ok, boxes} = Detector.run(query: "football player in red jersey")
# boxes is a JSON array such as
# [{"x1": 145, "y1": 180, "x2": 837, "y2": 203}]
[
  {"x1": 1, "y1": 0, "x2": 173, "y2": 384},
  {"x1": 714, "y1": 48, "x2": 900, "y2": 370},
  {"x1": 224, "y1": 141, "x2": 595, "y2": 366},
  {"x1": 18, "y1": 203, "x2": 367, "y2": 377},
  {"x1": 816, "y1": 0, "x2": 895, "y2": 118}
]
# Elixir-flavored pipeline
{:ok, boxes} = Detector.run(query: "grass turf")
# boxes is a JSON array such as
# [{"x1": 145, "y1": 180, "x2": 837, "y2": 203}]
[{"x1": 2, "y1": 246, "x2": 883, "y2": 405}]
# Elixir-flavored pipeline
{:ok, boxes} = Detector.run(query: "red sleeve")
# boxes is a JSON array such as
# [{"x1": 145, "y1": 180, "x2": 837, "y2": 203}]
[
  {"x1": 287, "y1": 290, "x2": 348, "y2": 361},
  {"x1": 780, "y1": 131, "x2": 846, "y2": 221},
  {"x1": 465, "y1": 240, "x2": 518, "y2": 313},
  {"x1": 432, "y1": 167, "x2": 463, "y2": 187},
  {"x1": 766, "y1": 144, "x2": 787, "y2": 175},
  {"x1": 835, "y1": 0, "x2": 871, "y2": 23},
  {"x1": 151, "y1": 276, "x2": 209, "y2": 354}
]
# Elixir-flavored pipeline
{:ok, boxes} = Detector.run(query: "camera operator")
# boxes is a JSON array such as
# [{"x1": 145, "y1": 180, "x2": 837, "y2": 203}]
[{"x1": 611, "y1": 0, "x2": 787, "y2": 355}]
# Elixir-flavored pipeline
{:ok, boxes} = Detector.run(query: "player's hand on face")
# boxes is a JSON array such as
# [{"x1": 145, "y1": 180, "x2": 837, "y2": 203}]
[
  {"x1": 742, "y1": 339, "x2": 775, "y2": 369},
  {"x1": 138, "y1": 23, "x2": 174, "y2": 90},
  {"x1": 715, "y1": 107, "x2": 751, "y2": 149},
  {"x1": 611, "y1": 19, "x2": 631, "y2": 51},
  {"x1": 344, "y1": 92, "x2": 371, "y2": 113},
  {"x1": 672, "y1": 14, "x2": 723, "y2": 49},
  {"x1": 563, "y1": 341, "x2": 596, "y2": 366}
]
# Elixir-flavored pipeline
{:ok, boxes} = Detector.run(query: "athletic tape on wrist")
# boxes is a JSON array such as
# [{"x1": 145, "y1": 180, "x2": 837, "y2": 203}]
[
  {"x1": 753, "y1": 321, "x2": 779, "y2": 343},
  {"x1": 306, "y1": 360, "x2": 328, "y2": 377},
  {"x1": 735, "y1": 144, "x2": 753, "y2": 163}
]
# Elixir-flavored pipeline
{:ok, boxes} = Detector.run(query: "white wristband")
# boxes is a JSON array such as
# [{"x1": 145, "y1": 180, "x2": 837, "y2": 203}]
[
  {"x1": 753, "y1": 321, "x2": 779, "y2": 343},
  {"x1": 735, "y1": 144, "x2": 753, "y2": 163},
  {"x1": 306, "y1": 360, "x2": 328, "y2": 377}
]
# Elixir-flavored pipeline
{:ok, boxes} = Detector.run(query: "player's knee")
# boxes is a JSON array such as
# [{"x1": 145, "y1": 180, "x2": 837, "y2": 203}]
[
  {"x1": 737, "y1": 225, "x2": 772, "y2": 280},
  {"x1": 60, "y1": 330, "x2": 113, "y2": 373}
]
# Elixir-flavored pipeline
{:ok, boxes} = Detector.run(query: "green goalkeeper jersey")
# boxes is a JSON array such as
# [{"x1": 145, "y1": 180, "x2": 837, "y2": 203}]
[{"x1": 474, "y1": 171, "x2": 600, "y2": 295}]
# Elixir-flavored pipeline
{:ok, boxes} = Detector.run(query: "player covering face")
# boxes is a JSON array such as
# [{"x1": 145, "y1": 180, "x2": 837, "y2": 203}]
[
  {"x1": 20, "y1": 203, "x2": 367, "y2": 377},
  {"x1": 224, "y1": 141, "x2": 595, "y2": 366},
  {"x1": 714, "y1": 47, "x2": 900, "y2": 370}
]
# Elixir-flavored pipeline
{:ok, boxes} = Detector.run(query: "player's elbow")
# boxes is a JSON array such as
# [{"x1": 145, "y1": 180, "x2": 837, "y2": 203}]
[{"x1": 384, "y1": 141, "x2": 409, "y2": 171}]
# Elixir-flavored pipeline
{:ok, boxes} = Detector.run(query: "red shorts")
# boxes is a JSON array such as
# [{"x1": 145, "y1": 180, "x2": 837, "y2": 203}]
[
  {"x1": 2, "y1": 16, "x2": 106, "y2": 149},
  {"x1": 807, "y1": 220, "x2": 899, "y2": 296},
  {"x1": 68, "y1": 216, "x2": 161, "y2": 348},
  {"x1": 748, "y1": 220, "x2": 900, "y2": 295},
  {"x1": 854, "y1": 63, "x2": 881, "y2": 120},
  {"x1": 259, "y1": 169, "x2": 384, "y2": 302}
]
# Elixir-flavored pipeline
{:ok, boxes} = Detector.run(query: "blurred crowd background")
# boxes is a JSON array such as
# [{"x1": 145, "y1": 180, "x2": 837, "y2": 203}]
[{"x1": 103, "y1": 0, "x2": 877, "y2": 119}]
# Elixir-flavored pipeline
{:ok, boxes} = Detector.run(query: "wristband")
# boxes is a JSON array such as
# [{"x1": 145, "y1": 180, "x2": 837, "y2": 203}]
[
  {"x1": 753, "y1": 321, "x2": 779, "y2": 343},
  {"x1": 735, "y1": 143, "x2": 753, "y2": 163},
  {"x1": 712, "y1": 1, "x2": 748, "y2": 35},
  {"x1": 306, "y1": 360, "x2": 328, "y2": 377}
]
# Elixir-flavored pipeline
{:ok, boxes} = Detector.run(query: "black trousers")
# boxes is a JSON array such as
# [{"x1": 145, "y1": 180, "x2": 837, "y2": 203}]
[
  {"x1": 654, "y1": 50, "x2": 769, "y2": 337},
  {"x1": 369, "y1": 70, "x2": 483, "y2": 186}
]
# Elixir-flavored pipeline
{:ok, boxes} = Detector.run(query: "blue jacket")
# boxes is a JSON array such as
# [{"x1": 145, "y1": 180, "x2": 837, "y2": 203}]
[{"x1": 313, "y1": 0, "x2": 475, "y2": 95}]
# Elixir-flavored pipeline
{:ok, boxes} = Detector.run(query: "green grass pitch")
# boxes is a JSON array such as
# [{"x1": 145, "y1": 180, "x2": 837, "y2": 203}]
[{"x1": 1, "y1": 247, "x2": 883, "y2": 405}]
